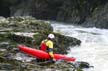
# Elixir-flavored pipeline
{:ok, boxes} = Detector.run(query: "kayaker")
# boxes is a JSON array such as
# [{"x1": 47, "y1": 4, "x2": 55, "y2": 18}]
[{"x1": 40, "y1": 33, "x2": 56, "y2": 62}]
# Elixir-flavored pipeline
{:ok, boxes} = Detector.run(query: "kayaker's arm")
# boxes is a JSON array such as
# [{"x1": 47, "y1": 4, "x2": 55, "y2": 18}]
[{"x1": 46, "y1": 40, "x2": 56, "y2": 62}]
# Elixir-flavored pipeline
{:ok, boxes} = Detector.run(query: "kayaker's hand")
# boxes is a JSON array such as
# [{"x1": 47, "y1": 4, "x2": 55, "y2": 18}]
[
  {"x1": 53, "y1": 59, "x2": 56, "y2": 61},
  {"x1": 52, "y1": 58, "x2": 56, "y2": 63}
]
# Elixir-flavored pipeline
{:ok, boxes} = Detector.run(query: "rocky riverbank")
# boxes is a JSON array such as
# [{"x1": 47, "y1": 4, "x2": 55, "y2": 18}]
[{"x1": 0, "y1": 16, "x2": 89, "y2": 71}]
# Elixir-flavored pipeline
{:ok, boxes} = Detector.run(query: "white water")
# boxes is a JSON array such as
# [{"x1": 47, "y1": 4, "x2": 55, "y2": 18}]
[{"x1": 51, "y1": 22, "x2": 108, "y2": 71}]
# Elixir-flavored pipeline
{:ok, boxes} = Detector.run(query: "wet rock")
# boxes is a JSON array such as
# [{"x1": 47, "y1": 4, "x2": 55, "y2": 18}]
[
  {"x1": 0, "y1": 63, "x2": 15, "y2": 70},
  {"x1": 73, "y1": 61, "x2": 93, "y2": 69},
  {"x1": 3, "y1": 53, "x2": 15, "y2": 60},
  {"x1": 0, "y1": 42, "x2": 10, "y2": 49},
  {"x1": 27, "y1": 61, "x2": 76, "y2": 71},
  {"x1": 54, "y1": 33, "x2": 81, "y2": 54},
  {"x1": 0, "y1": 16, "x2": 9, "y2": 24},
  {"x1": 0, "y1": 16, "x2": 53, "y2": 32},
  {"x1": 13, "y1": 52, "x2": 36, "y2": 62}
]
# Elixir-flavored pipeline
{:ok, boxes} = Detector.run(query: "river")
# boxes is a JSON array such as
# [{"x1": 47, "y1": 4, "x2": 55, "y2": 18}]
[{"x1": 51, "y1": 21, "x2": 108, "y2": 71}]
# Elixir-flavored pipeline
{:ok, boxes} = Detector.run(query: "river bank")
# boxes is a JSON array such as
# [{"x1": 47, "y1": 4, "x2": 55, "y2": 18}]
[{"x1": 0, "y1": 16, "x2": 86, "y2": 71}]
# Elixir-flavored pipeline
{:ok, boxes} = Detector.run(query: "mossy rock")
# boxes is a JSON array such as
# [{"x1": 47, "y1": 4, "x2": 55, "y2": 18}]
[
  {"x1": 0, "y1": 16, "x2": 81, "y2": 54},
  {"x1": 0, "y1": 16, "x2": 53, "y2": 32},
  {"x1": 0, "y1": 32, "x2": 81, "y2": 54},
  {"x1": 53, "y1": 33, "x2": 81, "y2": 54}
]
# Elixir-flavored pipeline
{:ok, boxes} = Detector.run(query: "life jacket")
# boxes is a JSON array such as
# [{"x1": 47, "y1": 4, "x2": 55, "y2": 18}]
[{"x1": 40, "y1": 39, "x2": 48, "y2": 52}]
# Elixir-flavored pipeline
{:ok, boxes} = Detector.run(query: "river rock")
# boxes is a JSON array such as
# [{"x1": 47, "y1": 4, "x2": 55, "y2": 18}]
[
  {"x1": 0, "y1": 16, "x2": 81, "y2": 54},
  {"x1": 0, "y1": 16, "x2": 82, "y2": 71}
]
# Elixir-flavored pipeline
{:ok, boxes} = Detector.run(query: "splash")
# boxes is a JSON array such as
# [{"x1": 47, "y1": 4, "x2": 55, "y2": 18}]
[{"x1": 51, "y1": 22, "x2": 108, "y2": 71}]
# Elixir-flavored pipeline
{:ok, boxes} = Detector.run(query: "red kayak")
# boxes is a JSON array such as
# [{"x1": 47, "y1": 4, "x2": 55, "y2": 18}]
[{"x1": 18, "y1": 45, "x2": 76, "y2": 62}]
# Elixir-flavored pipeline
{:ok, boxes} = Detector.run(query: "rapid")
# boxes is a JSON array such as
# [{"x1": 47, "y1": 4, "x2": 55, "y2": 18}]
[{"x1": 51, "y1": 21, "x2": 108, "y2": 71}]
